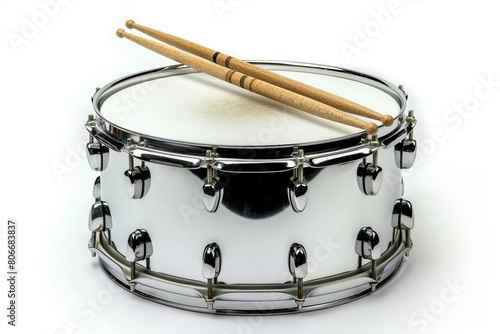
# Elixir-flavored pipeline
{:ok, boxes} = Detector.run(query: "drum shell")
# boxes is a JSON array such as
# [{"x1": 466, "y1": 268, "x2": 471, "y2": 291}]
[{"x1": 101, "y1": 146, "x2": 402, "y2": 283}]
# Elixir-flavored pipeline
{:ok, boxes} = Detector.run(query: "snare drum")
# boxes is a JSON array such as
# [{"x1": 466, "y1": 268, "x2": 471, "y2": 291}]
[{"x1": 85, "y1": 61, "x2": 417, "y2": 314}]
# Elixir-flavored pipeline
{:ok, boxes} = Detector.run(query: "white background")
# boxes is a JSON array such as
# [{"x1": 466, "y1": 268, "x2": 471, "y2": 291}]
[{"x1": 1, "y1": 0, "x2": 499, "y2": 333}]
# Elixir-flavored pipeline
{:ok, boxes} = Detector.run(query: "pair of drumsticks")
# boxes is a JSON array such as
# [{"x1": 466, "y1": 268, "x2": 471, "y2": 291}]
[{"x1": 117, "y1": 21, "x2": 393, "y2": 135}]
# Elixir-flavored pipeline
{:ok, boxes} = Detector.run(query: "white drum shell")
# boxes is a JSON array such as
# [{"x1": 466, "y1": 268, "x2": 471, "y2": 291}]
[{"x1": 101, "y1": 147, "x2": 401, "y2": 283}]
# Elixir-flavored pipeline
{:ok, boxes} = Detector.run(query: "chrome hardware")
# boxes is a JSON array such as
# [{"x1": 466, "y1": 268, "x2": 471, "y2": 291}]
[
  {"x1": 392, "y1": 199, "x2": 414, "y2": 252},
  {"x1": 88, "y1": 201, "x2": 112, "y2": 256},
  {"x1": 89, "y1": 62, "x2": 408, "y2": 172},
  {"x1": 90, "y1": 226, "x2": 411, "y2": 314},
  {"x1": 92, "y1": 176, "x2": 101, "y2": 201},
  {"x1": 86, "y1": 140, "x2": 109, "y2": 171},
  {"x1": 126, "y1": 229, "x2": 153, "y2": 291},
  {"x1": 398, "y1": 85, "x2": 408, "y2": 100},
  {"x1": 86, "y1": 115, "x2": 109, "y2": 171},
  {"x1": 394, "y1": 110, "x2": 417, "y2": 169},
  {"x1": 288, "y1": 148, "x2": 309, "y2": 213},
  {"x1": 123, "y1": 139, "x2": 151, "y2": 199},
  {"x1": 202, "y1": 243, "x2": 221, "y2": 310},
  {"x1": 91, "y1": 87, "x2": 100, "y2": 103},
  {"x1": 202, "y1": 149, "x2": 223, "y2": 213},
  {"x1": 355, "y1": 227, "x2": 380, "y2": 285},
  {"x1": 88, "y1": 201, "x2": 112, "y2": 236},
  {"x1": 357, "y1": 136, "x2": 383, "y2": 196},
  {"x1": 288, "y1": 243, "x2": 308, "y2": 309}
]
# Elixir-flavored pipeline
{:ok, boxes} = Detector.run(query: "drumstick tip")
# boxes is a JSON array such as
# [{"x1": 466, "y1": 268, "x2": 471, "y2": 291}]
[
  {"x1": 126, "y1": 19, "x2": 135, "y2": 29},
  {"x1": 365, "y1": 123, "x2": 378, "y2": 135},
  {"x1": 116, "y1": 28, "x2": 126, "y2": 38},
  {"x1": 381, "y1": 115, "x2": 394, "y2": 127}
]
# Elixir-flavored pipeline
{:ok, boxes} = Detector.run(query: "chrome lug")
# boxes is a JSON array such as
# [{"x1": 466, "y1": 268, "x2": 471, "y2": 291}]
[
  {"x1": 289, "y1": 243, "x2": 308, "y2": 280},
  {"x1": 88, "y1": 201, "x2": 112, "y2": 232},
  {"x1": 394, "y1": 139, "x2": 417, "y2": 169},
  {"x1": 202, "y1": 243, "x2": 222, "y2": 280},
  {"x1": 355, "y1": 227, "x2": 380, "y2": 261},
  {"x1": 123, "y1": 165, "x2": 151, "y2": 199},
  {"x1": 357, "y1": 162, "x2": 384, "y2": 196},
  {"x1": 355, "y1": 227, "x2": 380, "y2": 281},
  {"x1": 288, "y1": 178, "x2": 309, "y2": 213},
  {"x1": 391, "y1": 199, "x2": 414, "y2": 231},
  {"x1": 126, "y1": 229, "x2": 153, "y2": 290},
  {"x1": 202, "y1": 243, "x2": 222, "y2": 304},
  {"x1": 92, "y1": 176, "x2": 101, "y2": 201},
  {"x1": 288, "y1": 243, "x2": 308, "y2": 308},
  {"x1": 202, "y1": 179, "x2": 223, "y2": 213},
  {"x1": 86, "y1": 141, "x2": 109, "y2": 172}
]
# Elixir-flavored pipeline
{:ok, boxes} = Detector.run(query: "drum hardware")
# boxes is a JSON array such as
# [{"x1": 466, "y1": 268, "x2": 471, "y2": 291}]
[
  {"x1": 126, "y1": 229, "x2": 153, "y2": 292},
  {"x1": 92, "y1": 176, "x2": 101, "y2": 201},
  {"x1": 202, "y1": 243, "x2": 222, "y2": 310},
  {"x1": 123, "y1": 138, "x2": 152, "y2": 199},
  {"x1": 391, "y1": 199, "x2": 414, "y2": 255},
  {"x1": 89, "y1": 226, "x2": 411, "y2": 314},
  {"x1": 85, "y1": 116, "x2": 125, "y2": 153},
  {"x1": 357, "y1": 135, "x2": 383, "y2": 196},
  {"x1": 398, "y1": 85, "x2": 408, "y2": 100},
  {"x1": 91, "y1": 87, "x2": 100, "y2": 103},
  {"x1": 88, "y1": 200, "x2": 113, "y2": 257},
  {"x1": 288, "y1": 148, "x2": 309, "y2": 213},
  {"x1": 355, "y1": 227, "x2": 381, "y2": 290},
  {"x1": 394, "y1": 110, "x2": 417, "y2": 169},
  {"x1": 288, "y1": 243, "x2": 308, "y2": 309},
  {"x1": 86, "y1": 114, "x2": 109, "y2": 172},
  {"x1": 202, "y1": 148, "x2": 224, "y2": 213}
]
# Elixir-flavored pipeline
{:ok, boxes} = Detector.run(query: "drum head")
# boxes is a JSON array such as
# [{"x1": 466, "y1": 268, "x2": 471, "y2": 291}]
[{"x1": 98, "y1": 64, "x2": 402, "y2": 147}]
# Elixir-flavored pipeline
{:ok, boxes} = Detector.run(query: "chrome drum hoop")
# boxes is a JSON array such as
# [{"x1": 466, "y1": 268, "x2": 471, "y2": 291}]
[
  {"x1": 86, "y1": 61, "x2": 413, "y2": 172},
  {"x1": 90, "y1": 228, "x2": 411, "y2": 315}
]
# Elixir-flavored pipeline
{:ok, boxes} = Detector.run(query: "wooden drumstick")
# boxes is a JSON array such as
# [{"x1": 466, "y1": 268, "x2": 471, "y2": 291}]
[
  {"x1": 125, "y1": 20, "x2": 393, "y2": 127},
  {"x1": 116, "y1": 29, "x2": 379, "y2": 135}
]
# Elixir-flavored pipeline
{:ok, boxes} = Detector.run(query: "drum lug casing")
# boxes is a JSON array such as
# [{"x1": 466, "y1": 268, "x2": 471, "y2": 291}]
[
  {"x1": 86, "y1": 141, "x2": 109, "y2": 172},
  {"x1": 202, "y1": 178, "x2": 223, "y2": 213},
  {"x1": 88, "y1": 200, "x2": 113, "y2": 255},
  {"x1": 394, "y1": 110, "x2": 417, "y2": 169},
  {"x1": 123, "y1": 166, "x2": 151, "y2": 199},
  {"x1": 357, "y1": 162, "x2": 383, "y2": 196},
  {"x1": 288, "y1": 148, "x2": 309, "y2": 213},
  {"x1": 86, "y1": 115, "x2": 110, "y2": 172},
  {"x1": 202, "y1": 243, "x2": 222, "y2": 309},
  {"x1": 288, "y1": 243, "x2": 308, "y2": 309},
  {"x1": 391, "y1": 198, "x2": 414, "y2": 251},
  {"x1": 123, "y1": 139, "x2": 152, "y2": 199},
  {"x1": 355, "y1": 227, "x2": 381, "y2": 284},
  {"x1": 357, "y1": 136, "x2": 383, "y2": 196},
  {"x1": 202, "y1": 149, "x2": 224, "y2": 213},
  {"x1": 88, "y1": 200, "x2": 112, "y2": 233},
  {"x1": 126, "y1": 229, "x2": 154, "y2": 290}
]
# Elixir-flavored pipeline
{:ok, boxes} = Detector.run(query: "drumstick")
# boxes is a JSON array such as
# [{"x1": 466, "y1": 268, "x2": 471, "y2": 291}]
[
  {"x1": 125, "y1": 20, "x2": 393, "y2": 127},
  {"x1": 116, "y1": 29, "x2": 379, "y2": 135}
]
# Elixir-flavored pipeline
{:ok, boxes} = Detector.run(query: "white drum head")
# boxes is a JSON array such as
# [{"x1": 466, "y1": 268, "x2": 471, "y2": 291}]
[{"x1": 100, "y1": 70, "x2": 400, "y2": 146}]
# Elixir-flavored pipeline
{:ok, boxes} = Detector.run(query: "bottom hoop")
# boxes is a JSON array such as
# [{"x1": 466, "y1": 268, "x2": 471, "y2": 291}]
[{"x1": 89, "y1": 229, "x2": 411, "y2": 315}]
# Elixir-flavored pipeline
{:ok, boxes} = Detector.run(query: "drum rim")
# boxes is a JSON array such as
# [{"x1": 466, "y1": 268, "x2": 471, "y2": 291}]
[
  {"x1": 90, "y1": 228, "x2": 411, "y2": 315},
  {"x1": 88, "y1": 61, "x2": 411, "y2": 170}
]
